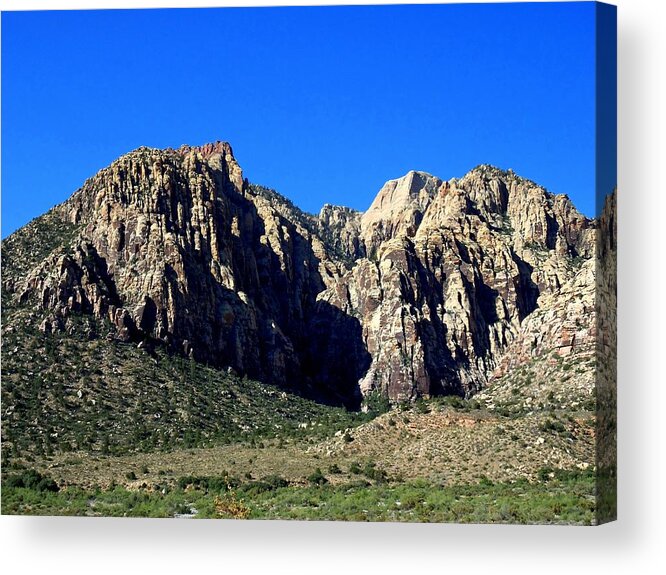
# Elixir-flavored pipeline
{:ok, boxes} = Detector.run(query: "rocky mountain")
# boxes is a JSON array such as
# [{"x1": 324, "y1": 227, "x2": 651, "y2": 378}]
[{"x1": 2, "y1": 141, "x2": 598, "y2": 409}]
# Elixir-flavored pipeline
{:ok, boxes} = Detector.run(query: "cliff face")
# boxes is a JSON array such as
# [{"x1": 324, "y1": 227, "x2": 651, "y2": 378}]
[
  {"x1": 3, "y1": 143, "x2": 369, "y2": 406},
  {"x1": 1, "y1": 143, "x2": 596, "y2": 406},
  {"x1": 321, "y1": 165, "x2": 595, "y2": 400}
]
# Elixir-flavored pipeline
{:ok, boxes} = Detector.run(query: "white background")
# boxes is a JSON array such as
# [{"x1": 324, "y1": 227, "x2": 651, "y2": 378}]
[{"x1": 0, "y1": 1, "x2": 664, "y2": 573}]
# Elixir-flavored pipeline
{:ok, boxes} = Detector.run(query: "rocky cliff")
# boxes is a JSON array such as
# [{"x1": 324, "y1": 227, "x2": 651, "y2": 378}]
[
  {"x1": 1, "y1": 143, "x2": 597, "y2": 407},
  {"x1": 320, "y1": 165, "x2": 595, "y2": 401}
]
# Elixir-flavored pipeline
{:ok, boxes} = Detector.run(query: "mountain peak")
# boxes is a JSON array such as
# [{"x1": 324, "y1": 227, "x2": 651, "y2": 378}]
[
  {"x1": 2, "y1": 141, "x2": 597, "y2": 408},
  {"x1": 363, "y1": 170, "x2": 442, "y2": 219},
  {"x1": 467, "y1": 163, "x2": 513, "y2": 176},
  {"x1": 359, "y1": 170, "x2": 443, "y2": 253},
  {"x1": 176, "y1": 140, "x2": 234, "y2": 158}
]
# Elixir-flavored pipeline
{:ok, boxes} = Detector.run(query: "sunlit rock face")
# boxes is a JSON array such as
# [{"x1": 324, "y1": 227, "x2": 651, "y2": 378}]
[
  {"x1": 3, "y1": 144, "x2": 597, "y2": 406},
  {"x1": 322, "y1": 165, "x2": 595, "y2": 401}
]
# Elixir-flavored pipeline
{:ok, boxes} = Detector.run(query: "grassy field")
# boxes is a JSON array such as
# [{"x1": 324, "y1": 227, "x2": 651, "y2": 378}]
[{"x1": 1, "y1": 466, "x2": 596, "y2": 524}]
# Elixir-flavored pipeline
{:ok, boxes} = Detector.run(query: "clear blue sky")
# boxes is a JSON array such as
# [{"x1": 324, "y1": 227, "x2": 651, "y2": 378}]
[{"x1": 2, "y1": 2, "x2": 612, "y2": 237}]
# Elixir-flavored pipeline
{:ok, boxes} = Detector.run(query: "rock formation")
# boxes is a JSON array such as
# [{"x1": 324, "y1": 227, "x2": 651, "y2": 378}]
[
  {"x1": 320, "y1": 165, "x2": 595, "y2": 401},
  {"x1": 2, "y1": 143, "x2": 599, "y2": 407}
]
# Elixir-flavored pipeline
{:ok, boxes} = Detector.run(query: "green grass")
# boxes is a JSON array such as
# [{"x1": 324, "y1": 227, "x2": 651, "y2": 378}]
[
  {"x1": 1, "y1": 468, "x2": 596, "y2": 524},
  {"x1": 246, "y1": 478, "x2": 594, "y2": 523}
]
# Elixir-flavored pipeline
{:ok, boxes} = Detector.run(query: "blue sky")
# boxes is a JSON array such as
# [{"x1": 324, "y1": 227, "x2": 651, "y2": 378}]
[{"x1": 2, "y1": 3, "x2": 611, "y2": 237}]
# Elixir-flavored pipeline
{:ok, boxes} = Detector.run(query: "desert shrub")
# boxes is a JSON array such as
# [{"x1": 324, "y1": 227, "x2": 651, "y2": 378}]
[
  {"x1": 415, "y1": 399, "x2": 431, "y2": 413},
  {"x1": 362, "y1": 391, "x2": 391, "y2": 416},
  {"x1": 349, "y1": 462, "x2": 362, "y2": 475},
  {"x1": 262, "y1": 475, "x2": 289, "y2": 489},
  {"x1": 238, "y1": 475, "x2": 289, "y2": 494},
  {"x1": 363, "y1": 462, "x2": 388, "y2": 483},
  {"x1": 214, "y1": 492, "x2": 250, "y2": 519},
  {"x1": 237, "y1": 481, "x2": 272, "y2": 495},
  {"x1": 176, "y1": 474, "x2": 236, "y2": 492},
  {"x1": 478, "y1": 475, "x2": 494, "y2": 487},
  {"x1": 4, "y1": 469, "x2": 59, "y2": 492},
  {"x1": 345, "y1": 479, "x2": 371, "y2": 489},
  {"x1": 307, "y1": 468, "x2": 328, "y2": 485},
  {"x1": 537, "y1": 467, "x2": 557, "y2": 481},
  {"x1": 540, "y1": 419, "x2": 566, "y2": 434}
]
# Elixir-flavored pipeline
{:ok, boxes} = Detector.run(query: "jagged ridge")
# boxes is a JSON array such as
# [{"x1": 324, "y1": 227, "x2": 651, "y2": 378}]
[{"x1": 2, "y1": 142, "x2": 597, "y2": 407}]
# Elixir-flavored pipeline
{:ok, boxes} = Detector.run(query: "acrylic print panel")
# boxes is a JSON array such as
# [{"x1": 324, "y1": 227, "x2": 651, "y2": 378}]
[{"x1": 0, "y1": 2, "x2": 616, "y2": 524}]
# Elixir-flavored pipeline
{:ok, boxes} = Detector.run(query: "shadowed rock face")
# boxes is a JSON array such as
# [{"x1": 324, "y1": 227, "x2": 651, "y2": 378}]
[{"x1": 2, "y1": 145, "x2": 596, "y2": 405}]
